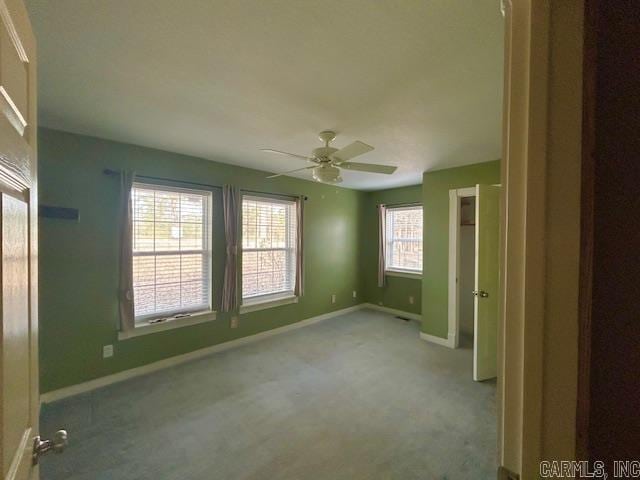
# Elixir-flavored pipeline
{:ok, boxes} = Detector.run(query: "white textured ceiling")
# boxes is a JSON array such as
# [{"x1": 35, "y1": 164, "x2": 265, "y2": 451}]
[{"x1": 26, "y1": 0, "x2": 503, "y2": 190}]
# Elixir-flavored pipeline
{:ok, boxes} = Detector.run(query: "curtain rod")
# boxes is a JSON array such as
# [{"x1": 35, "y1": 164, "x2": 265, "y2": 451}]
[
  {"x1": 376, "y1": 201, "x2": 421, "y2": 208},
  {"x1": 103, "y1": 169, "x2": 308, "y2": 200}
]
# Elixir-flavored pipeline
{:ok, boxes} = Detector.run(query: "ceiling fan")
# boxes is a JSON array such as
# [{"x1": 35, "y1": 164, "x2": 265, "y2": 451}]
[{"x1": 262, "y1": 130, "x2": 397, "y2": 184}]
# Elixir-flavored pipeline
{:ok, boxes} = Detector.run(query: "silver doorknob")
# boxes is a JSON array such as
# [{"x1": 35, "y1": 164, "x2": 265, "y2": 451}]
[
  {"x1": 472, "y1": 290, "x2": 489, "y2": 298},
  {"x1": 32, "y1": 429, "x2": 68, "y2": 464}
]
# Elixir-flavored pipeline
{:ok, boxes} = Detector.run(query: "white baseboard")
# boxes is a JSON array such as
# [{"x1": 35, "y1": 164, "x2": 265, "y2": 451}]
[
  {"x1": 420, "y1": 331, "x2": 456, "y2": 348},
  {"x1": 362, "y1": 303, "x2": 455, "y2": 349},
  {"x1": 363, "y1": 303, "x2": 422, "y2": 322},
  {"x1": 40, "y1": 304, "x2": 366, "y2": 404}
]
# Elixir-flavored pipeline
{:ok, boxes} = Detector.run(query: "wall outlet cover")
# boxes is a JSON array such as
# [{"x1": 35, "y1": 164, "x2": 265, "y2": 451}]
[
  {"x1": 409, "y1": 296, "x2": 415, "y2": 305},
  {"x1": 352, "y1": 291, "x2": 357, "y2": 298},
  {"x1": 230, "y1": 316, "x2": 239, "y2": 329},
  {"x1": 331, "y1": 294, "x2": 336, "y2": 304},
  {"x1": 102, "y1": 345, "x2": 114, "y2": 358}
]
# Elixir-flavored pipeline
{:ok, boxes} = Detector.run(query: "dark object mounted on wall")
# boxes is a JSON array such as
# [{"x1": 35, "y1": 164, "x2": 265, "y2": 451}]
[{"x1": 39, "y1": 205, "x2": 80, "y2": 221}]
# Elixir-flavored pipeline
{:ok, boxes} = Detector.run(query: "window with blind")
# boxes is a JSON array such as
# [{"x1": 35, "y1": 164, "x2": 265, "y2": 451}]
[
  {"x1": 132, "y1": 183, "x2": 212, "y2": 322},
  {"x1": 385, "y1": 205, "x2": 423, "y2": 274},
  {"x1": 241, "y1": 195, "x2": 297, "y2": 301}
]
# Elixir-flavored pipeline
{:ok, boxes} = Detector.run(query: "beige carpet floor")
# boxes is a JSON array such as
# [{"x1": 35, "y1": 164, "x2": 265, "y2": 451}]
[{"x1": 40, "y1": 309, "x2": 496, "y2": 480}]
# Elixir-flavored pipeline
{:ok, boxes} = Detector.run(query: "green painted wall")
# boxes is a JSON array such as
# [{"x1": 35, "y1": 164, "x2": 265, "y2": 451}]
[
  {"x1": 38, "y1": 128, "x2": 366, "y2": 393},
  {"x1": 38, "y1": 127, "x2": 500, "y2": 392},
  {"x1": 421, "y1": 160, "x2": 501, "y2": 338},
  {"x1": 360, "y1": 185, "x2": 422, "y2": 314}
]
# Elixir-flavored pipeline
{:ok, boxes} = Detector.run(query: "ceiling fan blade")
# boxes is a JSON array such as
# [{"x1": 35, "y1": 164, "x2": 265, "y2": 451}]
[
  {"x1": 260, "y1": 148, "x2": 314, "y2": 162},
  {"x1": 266, "y1": 166, "x2": 315, "y2": 179},
  {"x1": 329, "y1": 141, "x2": 374, "y2": 163},
  {"x1": 340, "y1": 162, "x2": 397, "y2": 175}
]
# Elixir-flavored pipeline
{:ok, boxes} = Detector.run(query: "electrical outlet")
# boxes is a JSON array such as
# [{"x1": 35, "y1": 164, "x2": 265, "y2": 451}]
[
  {"x1": 409, "y1": 296, "x2": 414, "y2": 305},
  {"x1": 331, "y1": 294, "x2": 336, "y2": 304},
  {"x1": 352, "y1": 290, "x2": 357, "y2": 298},
  {"x1": 378, "y1": 301, "x2": 383, "y2": 306},
  {"x1": 103, "y1": 345, "x2": 113, "y2": 359},
  {"x1": 230, "y1": 316, "x2": 239, "y2": 329}
]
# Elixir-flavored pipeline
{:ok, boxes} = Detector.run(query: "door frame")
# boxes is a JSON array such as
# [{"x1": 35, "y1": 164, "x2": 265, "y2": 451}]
[
  {"x1": 447, "y1": 187, "x2": 476, "y2": 349},
  {"x1": 575, "y1": 0, "x2": 596, "y2": 461},
  {"x1": 498, "y1": 0, "x2": 550, "y2": 476},
  {"x1": 499, "y1": 0, "x2": 584, "y2": 477},
  {"x1": 575, "y1": 0, "x2": 640, "y2": 464}
]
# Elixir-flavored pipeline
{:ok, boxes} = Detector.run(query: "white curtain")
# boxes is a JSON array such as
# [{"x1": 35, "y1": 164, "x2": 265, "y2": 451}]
[
  {"x1": 378, "y1": 204, "x2": 386, "y2": 288},
  {"x1": 119, "y1": 171, "x2": 135, "y2": 331},
  {"x1": 294, "y1": 195, "x2": 305, "y2": 296},
  {"x1": 221, "y1": 185, "x2": 240, "y2": 312}
]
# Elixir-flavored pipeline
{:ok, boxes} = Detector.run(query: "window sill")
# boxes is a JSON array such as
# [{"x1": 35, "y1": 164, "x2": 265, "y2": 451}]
[
  {"x1": 385, "y1": 269, "x2": 423, "y2": 280},
  {"x1": 240, "y1": 293, "x2": 298, "y2": 314},
  {"x1": 118, "y1": 310, "x2": 217, "y2": 340}
]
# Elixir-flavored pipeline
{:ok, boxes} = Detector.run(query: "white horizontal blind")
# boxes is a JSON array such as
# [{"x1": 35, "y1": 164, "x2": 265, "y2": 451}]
[
  {"x1": 132, "y1": 183, "x2": 212, "y2": 321},
  {"x1": 385, "y1": 206, "x2": 423, "y2": 272},
  {"x1": 241, "y1": 195, "x2": 297, "y2": 300}
]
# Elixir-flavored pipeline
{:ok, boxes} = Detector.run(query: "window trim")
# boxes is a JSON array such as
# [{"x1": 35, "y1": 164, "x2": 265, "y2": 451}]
[
  {"x1": 118, "y1": 310, "x2": 217, "y2": 340},
  {"x1": 239, "y1": 292, "x2": 298, "y2": 314},
  {"x1": 131, "y1": 181, "x2": 214, "y2": 325},
  {"x1": 240, "y1": 193, "x2": 298, "y2": 304},
  {"x1": 384, "y1": 204, "x2": 423, "y2": 275},
  {"x1": 385, "y1": 268, "x2": 422, "y2": 280}
]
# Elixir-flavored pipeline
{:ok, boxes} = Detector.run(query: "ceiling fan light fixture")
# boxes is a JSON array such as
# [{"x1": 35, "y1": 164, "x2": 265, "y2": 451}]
[
  {"x1": 262, "y1": 130, "x2": 394, "y2": 182},
  {"x1": 312, "y1": 165, "x2": 342, "y2": 184}
]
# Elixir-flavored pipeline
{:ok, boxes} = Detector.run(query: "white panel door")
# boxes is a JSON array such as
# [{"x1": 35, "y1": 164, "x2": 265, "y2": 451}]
[
  {"x1": 0, "y1": 0, "x2": 40, "y2": 479},
  {"x1": 473, "y1": 184, "x2": 500, "y2": 382}
]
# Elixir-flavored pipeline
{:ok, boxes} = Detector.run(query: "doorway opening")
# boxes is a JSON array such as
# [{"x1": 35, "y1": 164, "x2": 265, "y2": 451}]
[
  {"x1": 458, "y1": 195, "x2": 476, "y2": 350},
  {"x1": 448, "y1": 185, "x2": 500, "y2": 382},
  {"x1": 448, "y1": 187, "x2": 476, "y2": 351}
]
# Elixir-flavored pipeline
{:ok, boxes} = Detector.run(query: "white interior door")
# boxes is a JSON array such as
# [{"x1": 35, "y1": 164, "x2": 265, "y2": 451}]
[
  {"x1": 0, "y1": 0, "x2": 40, "y2": 478},
  {"x1": 473, "y1": 184, "x2": 500, "y2": 381}
]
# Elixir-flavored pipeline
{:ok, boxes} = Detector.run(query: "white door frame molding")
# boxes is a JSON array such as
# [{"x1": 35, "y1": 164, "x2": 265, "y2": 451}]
[
  {"x1": 499, "y1": 0, "x2": 585, "y2": 478},
  {"x1": 499, "y1": 0, "x2": 549, "y2": 475}
]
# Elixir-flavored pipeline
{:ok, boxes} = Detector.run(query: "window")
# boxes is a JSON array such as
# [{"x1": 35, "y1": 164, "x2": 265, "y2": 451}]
[
  {"x1": 385, "y1": 205, "x2": 423, "y2": 274},
  {"x1": 241, "y1": 195, "x2": 297, "y2": 302},
  {"x1": 132, "y1": 183, "x2": 212, "y2": 322}
]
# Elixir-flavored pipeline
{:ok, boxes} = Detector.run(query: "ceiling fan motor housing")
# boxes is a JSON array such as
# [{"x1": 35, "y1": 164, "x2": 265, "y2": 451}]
[
  {"x1": 318, "y1": 130, "x2": 337, "y2": 145},
  {"x1": 312, "y1": 146, "x2": 338, "y2": 161}
]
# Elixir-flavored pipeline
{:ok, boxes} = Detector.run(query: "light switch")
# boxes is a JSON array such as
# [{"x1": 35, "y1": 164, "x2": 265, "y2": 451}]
[{"x1": 103, "y1": 345, "x2": 113, "y2": 358}]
